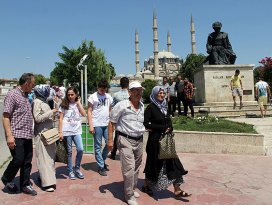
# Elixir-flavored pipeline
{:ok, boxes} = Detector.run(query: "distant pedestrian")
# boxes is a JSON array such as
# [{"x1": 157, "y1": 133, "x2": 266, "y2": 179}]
[
  {"x1": 1, "y1": 73, "x2": 37, "y2": 196},
  {"x1": 168, "y1": 76, "x2": 177, "y2": 117},
  {"x1": 230, "y1": 69, "x2": 243, "y2": 109},
  {"x1": 161, "y1": 76, "x2": 169, "y2": 100},
  {"x1": 58, "y1": 86, "x2": 86, "y2": 180},
  {"x1": 108, "y1": 81, "x2": 145, "y2": 205},
  {"x1": 47, "y1": 84, "x2": 57, "y2": 109},
  {"x1": 175, "y1": 74, "x2": 185, "y2": 115},
  {"x1": 110, "y1": 77, "x2": 130, "y2": 160},
  {"x1": 88, "y1": 79, "x2": 113, "y2": 176},
  {"x1": 183, "y1": 77, "x2": 195, "y2": 118},
  {"x1": 255, "y1": 77, "x2": 271, "y2": 118},
  {"x1": 59, "y1": 84, "x2": 66, "y2": 100}
]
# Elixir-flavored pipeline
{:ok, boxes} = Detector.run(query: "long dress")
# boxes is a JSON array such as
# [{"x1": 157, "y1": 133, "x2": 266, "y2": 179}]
[
  {"x1": 33, "y1": 98, "x2": 56, "y2": 188},
  {"x1": 143, "y1": 103, "x2": 187, "y2": 190}
]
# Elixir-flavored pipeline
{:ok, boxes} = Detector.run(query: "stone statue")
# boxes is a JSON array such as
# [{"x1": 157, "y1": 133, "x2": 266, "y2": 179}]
[{"x1": 206, "y1": 21, "x2": 236, "y2": 65}]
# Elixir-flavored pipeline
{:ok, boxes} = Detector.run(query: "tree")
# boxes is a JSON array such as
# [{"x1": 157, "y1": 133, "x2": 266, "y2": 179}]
[
  {"x1": 254, "y1": 57, "x2": 272, "y2": 86},
  {"x1": 34, "y1": 74, "x2": 47, "y2": 85},
  {"x1": 50, "y1": 40, "x2": 116, "y2": 92},
  {"x1": 141, "y1": 79, "x2": 157, "y2": 103},
  {"x1": 181, "y1": 54, "x2": 206, "y2": 82}
]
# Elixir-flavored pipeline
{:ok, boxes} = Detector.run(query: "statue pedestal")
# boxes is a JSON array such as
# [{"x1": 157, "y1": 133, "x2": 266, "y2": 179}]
[{"x1": 194, "y1": 64, "x2": 255, "y2": 105}]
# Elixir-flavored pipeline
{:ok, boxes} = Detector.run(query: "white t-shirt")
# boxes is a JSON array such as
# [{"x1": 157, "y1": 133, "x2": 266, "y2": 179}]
[
  {"x1": 88, "y1": 92, "x2": 113, "y2": 127},
  {"x1": 59, "y1": 103, "x2": 82, "y2": 136}
]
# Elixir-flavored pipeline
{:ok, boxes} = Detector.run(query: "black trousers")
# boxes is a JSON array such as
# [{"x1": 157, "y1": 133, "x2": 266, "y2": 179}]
[
  {"x1": 168, "y1": 96, "x2": 177, "y2": 116},
  {"x1": 111, "y1": 131, "x2": 119, "y2": 157},
  {"x1": 177, "y1": 93, "x2": 185, "y2": 115},
  {"x1": 183, "y1": 99, "x2": 194, "y2": 117},
  {"x1": 1, "y1": 138, "x2": 33, "y2": 189}
]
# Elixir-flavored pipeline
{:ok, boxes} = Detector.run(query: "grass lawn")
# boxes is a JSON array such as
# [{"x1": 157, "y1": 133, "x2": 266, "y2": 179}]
[{"x1": 172, "y1": 115, "x2": 258, "y2": 134}]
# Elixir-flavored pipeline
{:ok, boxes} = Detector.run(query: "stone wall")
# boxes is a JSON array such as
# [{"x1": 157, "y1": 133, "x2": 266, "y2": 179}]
[{"x1": 143, "y1": 131, "x2": 264, "y2": 155}]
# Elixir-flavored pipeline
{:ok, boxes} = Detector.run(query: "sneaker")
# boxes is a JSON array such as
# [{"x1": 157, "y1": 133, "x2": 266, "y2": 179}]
[
  {"x1": 3, "y1": 182, "x2": 18, "y2": 193},
  {"x1": 98, "y1": 168, "x2": 107, "y2": 176},
  {"x1": 104, "y1": 163, "x2": 109, "y2": 171},
  {"x1": 127, "y1": 196, "x2": 138, "y2": 205},
  {"x1": 22, "y1": 185, "x2": 37, "y2": 196},
  {"x1": 134, "y1": 191, "x2": 140, "y2": 198},
  {"x1": 69, "y1": 172, "x2": 76, "y2": 180},
  {"x1": 74, "y1": 169, "x2": 84, "y2": 179}
]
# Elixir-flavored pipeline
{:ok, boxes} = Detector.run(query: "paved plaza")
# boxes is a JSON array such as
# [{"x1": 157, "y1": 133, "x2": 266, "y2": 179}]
[
  {"x1": 0, "y1": 151, "x2": 272, "y2": 205},
  {"x1": 1, "y1": 97, "x2": 272, "y2": 204}
]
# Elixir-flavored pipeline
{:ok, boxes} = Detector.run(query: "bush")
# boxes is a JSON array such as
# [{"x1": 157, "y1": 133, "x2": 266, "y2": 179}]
[{"x1": 254, "y1": 57, "x2": 272, "y2": 86}]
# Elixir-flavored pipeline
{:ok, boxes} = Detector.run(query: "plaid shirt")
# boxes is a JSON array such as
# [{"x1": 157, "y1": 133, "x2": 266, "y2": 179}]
[
  {"x1": 183, "y1": 82, "x2": 194, "y2": 100},
  {"x1": 3, "y1": 87, "x2": 34, "y2": 139}
]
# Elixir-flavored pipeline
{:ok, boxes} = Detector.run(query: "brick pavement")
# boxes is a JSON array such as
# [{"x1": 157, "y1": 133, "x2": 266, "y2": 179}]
[{"x1": 0, "y1": 152, "x2": 271, "y2": 205}]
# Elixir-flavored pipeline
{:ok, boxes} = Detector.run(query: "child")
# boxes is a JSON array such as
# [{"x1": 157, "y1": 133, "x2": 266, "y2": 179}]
[{"x1": 58, "y1": 86, "x2": 86, "y2": 180}]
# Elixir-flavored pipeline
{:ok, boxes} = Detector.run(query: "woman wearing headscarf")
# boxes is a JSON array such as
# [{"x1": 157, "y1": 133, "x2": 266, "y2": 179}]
[
  {"x1": 142, "y1": 86, "x2": 191, "y2": 199},
  {"x1": 32, "y1": 84, "x2": 58, "y2": 192}
]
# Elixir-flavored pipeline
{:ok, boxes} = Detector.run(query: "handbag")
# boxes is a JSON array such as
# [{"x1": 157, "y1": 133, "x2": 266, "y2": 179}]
[
  {"x1": 158, "y1": 132, "x2": 178, "y2": 159},
  {"x1": 55, "y1": 140, "x2": 68, "y2": 164},
  {"x1": 41, "y1": 128, "x2": 59, "y2": 145}
]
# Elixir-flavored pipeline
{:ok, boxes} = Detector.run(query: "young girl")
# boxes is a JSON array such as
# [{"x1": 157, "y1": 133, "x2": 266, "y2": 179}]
[{"x1": 58, "y1": 86, "x2": 86, "y2": 180}]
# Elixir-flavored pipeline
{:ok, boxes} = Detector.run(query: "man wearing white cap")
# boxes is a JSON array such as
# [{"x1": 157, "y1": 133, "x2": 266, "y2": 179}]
[{"x1": 108, "y1": 81, "x2": 145, "y2": 205}]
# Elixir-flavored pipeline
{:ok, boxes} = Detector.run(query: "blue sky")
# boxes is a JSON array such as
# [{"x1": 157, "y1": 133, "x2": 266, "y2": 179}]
[{"x1": 0, "y1": 0, "x2": 271, "y2": 79}]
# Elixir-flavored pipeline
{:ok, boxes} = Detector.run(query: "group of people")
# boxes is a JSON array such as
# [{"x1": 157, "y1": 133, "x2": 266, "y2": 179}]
[
  {"x1": 162, "y1": 75, "x2": 195, "y2": 118},
  {"x1": 1, "y1": 73, "x2": 86, "y2": 194},
  {"x1": 1, "y1": 73, "x2": 191, "y2": 205}
]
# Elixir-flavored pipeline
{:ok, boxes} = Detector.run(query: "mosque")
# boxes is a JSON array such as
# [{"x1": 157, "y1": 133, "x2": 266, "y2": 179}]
[{"x1": 111, "y1": 12, "x2": 196, "y2": 85}]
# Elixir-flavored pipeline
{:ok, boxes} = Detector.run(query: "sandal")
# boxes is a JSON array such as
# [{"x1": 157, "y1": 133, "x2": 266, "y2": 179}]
[
  {"x1": 175, "y1": 190, "x2": 192, "y2": 198},
  {"x1": 142, "y1": 185, "x2": 153, "y2": 196}
]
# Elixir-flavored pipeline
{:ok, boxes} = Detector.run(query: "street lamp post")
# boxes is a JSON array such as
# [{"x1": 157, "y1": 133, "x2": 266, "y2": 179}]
[
  {"x1": 77, "y1": 55, "x2": 88, "y2": 106},
  {"x1": 84, "y1": 64, "x2": 88, "y2": 107}
]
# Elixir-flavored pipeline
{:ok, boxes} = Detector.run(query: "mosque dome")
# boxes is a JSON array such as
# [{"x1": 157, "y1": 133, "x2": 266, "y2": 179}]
[{"x1": 158, "y1": 49, "x2": 177, "y2": 59}]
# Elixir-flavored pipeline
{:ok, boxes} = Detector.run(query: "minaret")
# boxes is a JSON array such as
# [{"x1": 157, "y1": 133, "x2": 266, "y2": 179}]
[
  {"x1": 167, "y1": 31, "x2": 172, "y2": 52},
  {"x1": 190, "y1": 15, "x2": 196, "y2": 54},
  {"x1": 135, "y1": 29, "x2": 140, "y2": 73},
  {"x1": 153, "y1": 11, "x2": 159, "y2": 78}
]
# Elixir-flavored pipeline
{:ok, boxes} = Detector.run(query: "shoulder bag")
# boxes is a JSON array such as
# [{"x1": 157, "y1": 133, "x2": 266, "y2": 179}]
[
  {"x1": 41, "y1": 128, "x2": 59, "y2": 145},
  {"x1": 158, "y1": 132, "x2": 178, "y2": 159}
]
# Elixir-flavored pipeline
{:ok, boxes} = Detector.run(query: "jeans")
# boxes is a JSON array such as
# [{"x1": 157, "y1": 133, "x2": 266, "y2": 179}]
[
  {"x1": 94, "y1": 126, "x2": 109, "y2": 169},
  {"x1": 1, "y1": 138, "x2": 33, "y2": 189},
  {"x1": 65, "y1": 134, "x2": 83, "y2": 173}
]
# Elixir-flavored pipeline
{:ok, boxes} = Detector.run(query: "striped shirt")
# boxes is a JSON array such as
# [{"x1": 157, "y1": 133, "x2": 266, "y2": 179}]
[
  {"x1": 3, "y1": 87, "x2": 34, "y2": 139},
  {"x1": 110, "y1": 99, "x2": 145, "y2": 138}
]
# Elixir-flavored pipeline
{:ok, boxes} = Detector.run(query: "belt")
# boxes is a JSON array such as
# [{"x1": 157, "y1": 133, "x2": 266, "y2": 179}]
[{"x1": 118, "y1": 131, "x2": 143, "y2": 141}]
